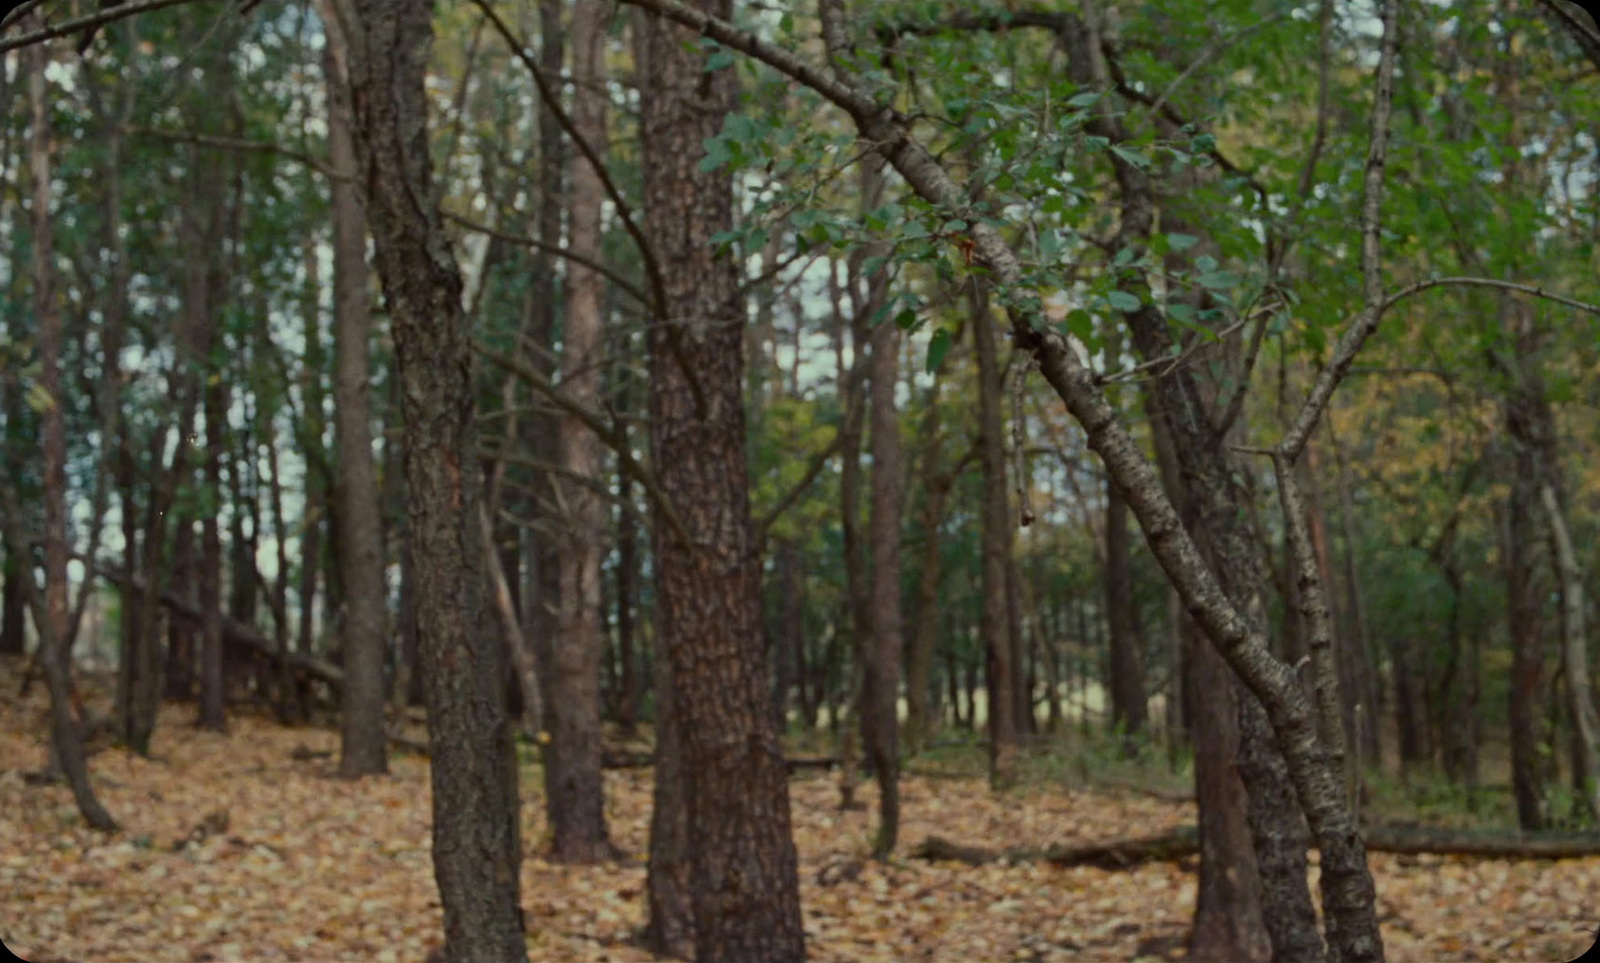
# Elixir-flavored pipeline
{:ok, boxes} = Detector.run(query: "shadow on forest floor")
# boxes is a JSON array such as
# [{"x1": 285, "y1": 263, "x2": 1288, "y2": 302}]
[{"x1": 0, "y1": 661, "x2": 1594, "y2": 962}]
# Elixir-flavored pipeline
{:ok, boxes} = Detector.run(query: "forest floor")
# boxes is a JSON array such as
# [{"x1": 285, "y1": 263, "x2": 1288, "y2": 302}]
[{"x1": 1, "y1": 670, "x2": 1595, "y2": 962}]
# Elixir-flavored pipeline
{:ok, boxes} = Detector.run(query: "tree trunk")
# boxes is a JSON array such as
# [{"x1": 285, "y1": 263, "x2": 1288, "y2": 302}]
[
  {"x1": 615, "y1": 420, "x2": 641, "y2": 735},
  {"x1": 1504, "y1": 394, "x2": 1548, "y2": 832},
  {"x1": 546, "y1": 0, "x2": 613, "y2": 863},
  {"x1": 1542, "y1": 484, "x2": 1600, "y2": 821},
  {"x1": 0, "y1": 533, "x2": 23, "y2": 656},
  {"x1": 526, "y1": 0, "x2": 566, "y2": 743},
  {"x1": 866, "y1": 234, "x2": 903, "y2": 859},
  {"x1": 340, "y1": 3, "x2": 527, "y2": 959},
  {"x1": 646, "y1": 638, "x2": 694, "y2": 960},
  {"x1": 17, "y1": 28, "x2": 117, "y2": 830},
  {"x1": 320, "y1": 6, "x2": 389, "y2": 776},
  {"x1": 636, "y1": 4, "x2": 806, "y2": 957},
  {"x1": 1105, "y1": 477, "x2": 1147, "y2": 751},
  {"x1": 970, "y1": 281, "x2": 1017, "y2": 788},
  {"x1": 905, "y1": 375, "x2": 948, "y2": 755}
]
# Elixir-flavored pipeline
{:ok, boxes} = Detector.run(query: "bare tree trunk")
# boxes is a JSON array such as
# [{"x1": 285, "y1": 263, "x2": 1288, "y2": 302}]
[
  {"x1": 546, "y1": 0, "x2": 614, "y2": 863},
  {"x1": 865, "y1": 233, "x2": 903, "y2": 859},
  {"x1": 1105, "y1": 478, "x2": 1147, "y2": 751},
  {"x1": 1540, "y1": 484, "x2": 1600, "y2": 820},
  {"x1": 14, "y1": 28, "x2": 117, "y2": 830},
  {"x1": 318, "y1": 3, "x2": 389, "y2": 776},
  {"x1": 905, "y1": 374, "x2": 950, "y2": 755},
  {"x1": 339, "y1": 3, "x2": 527, "y2": 959},
  {"x1": 636, "y1": 4, "x2": 805, "y2": 957},
  {"x1": 970, "y1": 281, "x2": 1017, "y2": 788}
]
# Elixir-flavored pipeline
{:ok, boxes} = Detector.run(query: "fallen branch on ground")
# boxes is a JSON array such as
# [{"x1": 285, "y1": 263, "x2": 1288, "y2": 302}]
[{"x1": 913, "y1": 823, "x2": 1600, "y2": 869}]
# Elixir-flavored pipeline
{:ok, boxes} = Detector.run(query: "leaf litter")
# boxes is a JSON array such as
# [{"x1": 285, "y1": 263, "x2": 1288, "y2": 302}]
[{"x1": 0, "y1": 684, "x2": 1594, "y2": 961}]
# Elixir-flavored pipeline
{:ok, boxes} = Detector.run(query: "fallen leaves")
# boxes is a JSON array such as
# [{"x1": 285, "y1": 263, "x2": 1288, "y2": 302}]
[{"x1": 0, "y1": 671, "x2": 1595, "y2": 962}]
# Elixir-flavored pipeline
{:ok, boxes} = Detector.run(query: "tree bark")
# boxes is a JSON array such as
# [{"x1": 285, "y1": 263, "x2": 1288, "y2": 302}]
[
  {"x1": 646, "y1": 638, "x2": 694, "y2": 960},
  {"x1": 317, "y1": 0, "x2": 389, "y2": 778},
  {"x1": 16, "y1": 27, "x2": 117, "y2": 830},
  {"x1": 337, "y1": 2, "x2": 528, "y2": 959},
  {"x1": 1503, "y1": 376, "x2": 1549, "y2": 832},
  {"x1": 970, "y1": 281, "x2": 1017, "y2": 788},
  {"x1": 866, "y1": 237, "x2": 903, "y2": 859},
  {"x1": 636, "y1": 3, "x2": 806, "y2": 957},
  {"x1": 1104, "y1": 477, "x2": 1147, "y2": 751},
  {"x1": 905, "y1": 373, "x2": 949, "y2": 755},
  {"x1": 1542, "y1": 484, "x2": 1600, "y2": 821},
  {"x1": 546, "y1": 0, "x2": 613, "y2": 863}
]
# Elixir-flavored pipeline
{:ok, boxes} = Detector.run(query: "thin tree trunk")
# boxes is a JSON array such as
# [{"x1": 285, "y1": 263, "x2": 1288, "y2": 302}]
[
  {"x1": 865, "y1": 220, "x2": 903, "y2": 859},
  {"x1": 16, "y1": 29, "x2": 117, "y2": 830},
  {"x1": 320, "y1": 4, "x2": 389, "y2": 776},
  {"x1": 547, "y1": 0, "x2": 613, "y2": 863},
  {"x1": 340, "y1": 3, "x2": 527, "y2": 959},
  {"x1": 1542, "y1": 484, "x2": 1600, "y2": 820},
  {"x1": 636, "y1": 4, "x2": 806, "y2": 956},
  {"x1": 1105, "y1": 477, "x2": 1147, "y2": 751},
  {"x1": 969, "y1": 280, "x2": 1017, "y2": 788},
  {"x1": 906, "y1": 374, "x2": 949, "y2": 755}
]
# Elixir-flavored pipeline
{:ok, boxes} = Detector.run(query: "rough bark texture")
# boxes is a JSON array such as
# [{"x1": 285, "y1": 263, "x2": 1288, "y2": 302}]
[
  {"x1": 337, "y1": 2, "x2": 528, "y2": 959},
  {"x1": 646, "y1": 638, "x2": 694, "y2": 960},
  {"x1": 319, "y1": 1, "x2": 389, "y2": 778},
  {"x1": 636, "y1": 4, "x2": 806, "y2": 958},
  {"x1": 970, "y1": 282, "x2": 1018, "y2": 788},
  {"x1": 547, "y1": 0, "x2": 613, "y2": 863}
]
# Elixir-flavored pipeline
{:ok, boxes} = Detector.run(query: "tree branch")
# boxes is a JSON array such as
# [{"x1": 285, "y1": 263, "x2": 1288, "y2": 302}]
[
  {"x1": 443, "y1": 209, "x2": 651, "y2": 308},
  {"x1": 472, "y1": 341, "x2": 693, "y2": 548},
  {"x1": 0, "y1": 0, "x2": 209, "y2": 54}
]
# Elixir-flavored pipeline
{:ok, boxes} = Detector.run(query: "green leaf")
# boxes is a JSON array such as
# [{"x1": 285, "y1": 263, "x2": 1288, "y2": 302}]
[
  {"x1": 705, "y1": 48, "x2": 736, "y2": 71},
  {"x1": 1110, "y1": 145, "x2": 1150, "y2": 169},
  {"x1": 1107, "y1": 290, "x2": 1142, "y2": 313},
  {"x1": 1065, "y1": 308, "x2": 1094, "y2": 342},
  {"x1": 1067, "y1": 91, "x2": 1101, "y2": 108},
  {"x1": 1196, "y1": 254, "x2": 1219, "y2": 273},
  {"x1": 1167, "y1": 302, "x2": 1197, "y2": 325},
  {"x1": 1197, "y1": 270, "x2": 1238, "y2": 291},
  {"x1": 779, "y1": 11, "x2": 794, "y2": 32},
  {"x1": 698, "y1": 136, "x2": 732, "y2": 172},
  {"x1": 861, "y1": 254, "x2": 890, "y2": 278},
  {"x1": 926, "y1": 327, "x2": 953, "y2": 373},
  {"x1": 1084, "y1": 135, "x2": 1110, "y2": 152},
  {"x1": 1167, "y1": 233, "x2": 1199, "y2": 251},
  {"x1": 894, "y1": 307, "x2": 918, "y2": 330}
]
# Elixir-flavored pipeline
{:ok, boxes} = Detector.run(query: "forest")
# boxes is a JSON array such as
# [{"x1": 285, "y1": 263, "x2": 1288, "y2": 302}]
[{"x1": 3, "y1": 0, "x2": 1600, "y2": 960}]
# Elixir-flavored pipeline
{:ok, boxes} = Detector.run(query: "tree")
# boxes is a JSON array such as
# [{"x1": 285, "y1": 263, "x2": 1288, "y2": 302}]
[
  {"x1": 635, "y1": 2, "x2": 806, "y2": 958},
  {"x1": 334, "y1": 2, "x2": 527, "y2": 959},
  {"x1": 547, "y1": 0, "x2": 614, "y2": 863},
  {"x1": 318, "y1": 0, "x2": 389, "y2": 780}
]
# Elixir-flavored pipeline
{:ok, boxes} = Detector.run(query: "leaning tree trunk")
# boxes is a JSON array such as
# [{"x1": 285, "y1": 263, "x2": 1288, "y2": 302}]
[
  {"x1": 1541, "y1": 483, "x2": 1600, "y2": 822},
  {"x1": 547, "y1": 0, "x2": 613, "y2": 863},
  {"x1": 338, "y1": 2, "x2": 527, "y2": 960},
  {"x1": 17, "y1": 26, "x2": 117, "y2": 830},
  {"x1": 318, "y1": 0, "x2": 389, "y2": 778},
  {"x1": 636, "y1": 3, "x2": 806, "y2": 958}
]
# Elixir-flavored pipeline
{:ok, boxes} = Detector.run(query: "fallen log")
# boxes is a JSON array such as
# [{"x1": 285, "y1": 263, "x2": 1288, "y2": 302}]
[
  {"x1": 600, "y1": 750, "x2": 838, "y2": 773},
  {"x1": 97, "y1": 566, "x2": 345, "y2": 691},
  {"x1": 913, "y1": 823, "x2": 1600, "y2": 869}
]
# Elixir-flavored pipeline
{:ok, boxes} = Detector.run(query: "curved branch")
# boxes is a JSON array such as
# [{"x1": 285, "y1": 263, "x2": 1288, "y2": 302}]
[
  {"x1": 472, "y1": 341, "x2": 693, "y2": 549},
  {"x1": 443, "y1": 210, "x2": 651, "y2": 308}
]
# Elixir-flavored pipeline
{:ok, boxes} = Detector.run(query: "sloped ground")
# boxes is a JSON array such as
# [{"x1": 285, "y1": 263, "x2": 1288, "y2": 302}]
[{"x1": 0, "y1": 678, "x2": 1594, "y2": 961}]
